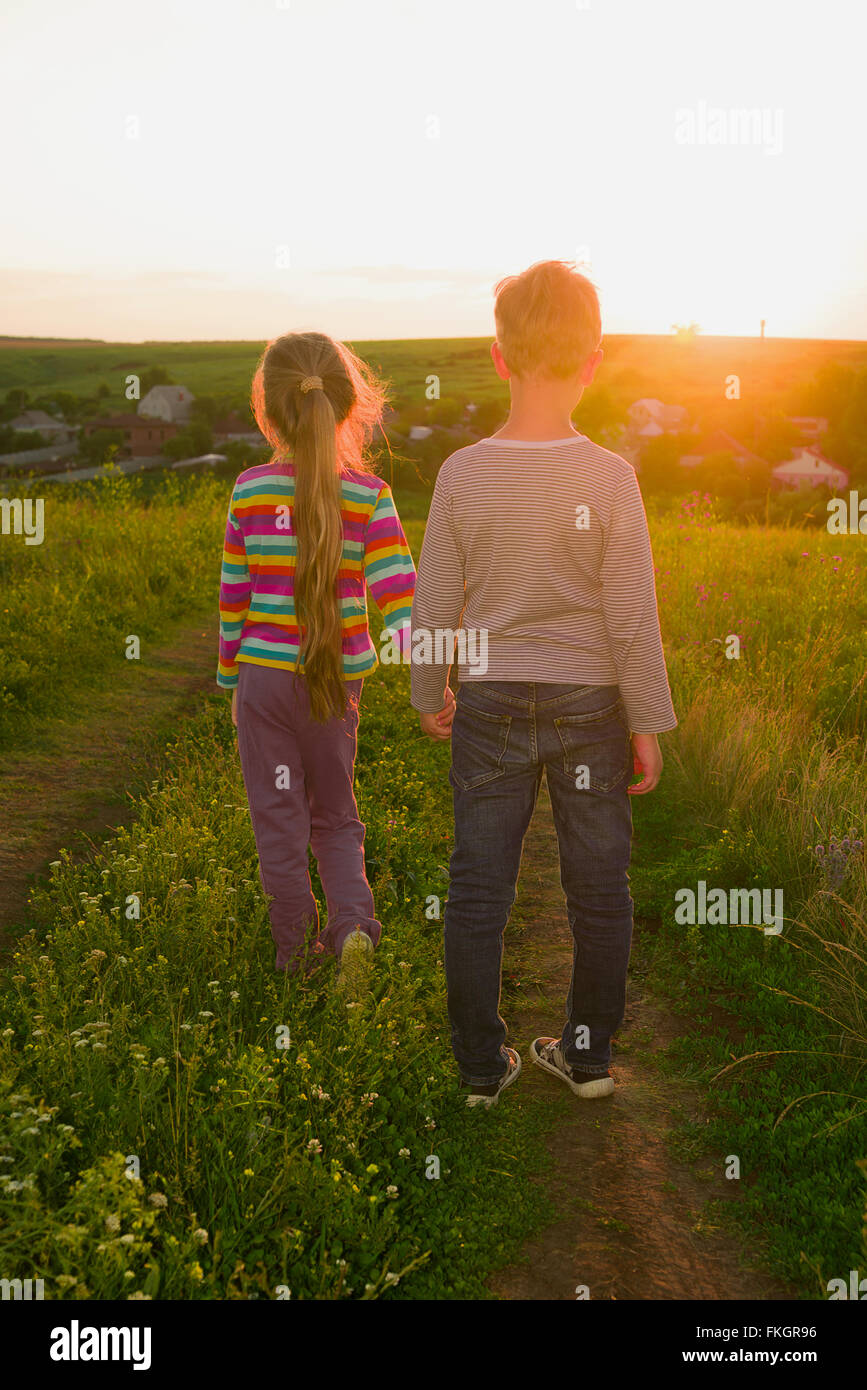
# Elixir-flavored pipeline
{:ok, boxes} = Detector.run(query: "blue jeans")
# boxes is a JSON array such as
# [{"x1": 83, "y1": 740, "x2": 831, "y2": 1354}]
[{"x1": 444, "y1": 681, "x2": 634, "y2": 1086}]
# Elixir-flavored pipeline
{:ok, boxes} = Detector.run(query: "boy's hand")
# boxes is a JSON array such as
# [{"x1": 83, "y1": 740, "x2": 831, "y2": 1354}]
[
  {"x1": 231, "y1": 689, "x2": 238, "y2": 728},
  {"x1": 419, "y1": 687, "x2": 456, "y2": 742},
  {"x1": 627, "y1": 732, "x2": 662, "y2": 794}
]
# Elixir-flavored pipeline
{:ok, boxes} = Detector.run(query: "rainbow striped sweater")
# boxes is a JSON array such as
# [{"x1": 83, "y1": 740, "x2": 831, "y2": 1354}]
[{"x1": 217, "y1": 460, "x2": 416, "y2": 689}]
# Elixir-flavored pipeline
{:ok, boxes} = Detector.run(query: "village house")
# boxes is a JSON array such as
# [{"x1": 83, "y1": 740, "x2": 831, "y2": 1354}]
[
  {"x1": 772, "y1": 446, "x2": 848, "y2": 491},
  {"x1": 212, "y1": 412, "x2": 267, "y2": 447},
  {"x1": 137, "y1": 385, "x2": 193, "y2": 424},
  {"x1": 10, "y1": 409, "x2": 76, "y2": 443},
  {"x1": 81, "y1": 414, "x2": 180, "y2": 457},
  {"x1": 627, "y1": 398, "x2": 688, "y2": 438}
]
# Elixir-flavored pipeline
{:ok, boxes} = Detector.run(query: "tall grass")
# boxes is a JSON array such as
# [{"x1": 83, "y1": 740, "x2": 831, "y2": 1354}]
[
  {"x1": 0, "y1": 466, "x2": 227, "y2": 753},
  {"x1": 1, "y1": 470, "x2": 865, "y2": 1295}
]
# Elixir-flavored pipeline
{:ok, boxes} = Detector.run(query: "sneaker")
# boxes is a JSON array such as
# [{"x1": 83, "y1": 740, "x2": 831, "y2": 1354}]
[
  {"x1": 530, "y1": 1038, "x2": 614, "y2": 1099},
  {"x1": 465, "y1": 1048, "x2": 522, "y2": 1109},
  {"x1": 336, "y1": 929, "x2": 374, "y2": 999}
]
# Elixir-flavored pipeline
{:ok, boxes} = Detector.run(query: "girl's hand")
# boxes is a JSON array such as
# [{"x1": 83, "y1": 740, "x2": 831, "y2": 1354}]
[
  {"x1": 231, "y1": 689, "x2": 238, "y2": 728},
  {"x1": 419, "y1": 687, "x2": 456, "y2": 742},
  {"x1": 627, "y1": 731, "x2": 662, "y2": 794}
]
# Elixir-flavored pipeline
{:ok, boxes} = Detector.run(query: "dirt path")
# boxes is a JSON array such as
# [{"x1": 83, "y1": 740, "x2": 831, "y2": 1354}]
[
  {"x1": 486, "y1": 780, "x2": 797, "y2": 1301},
  {"x1": 0, "y1": 619, "x2": 219, "y2": 950}
]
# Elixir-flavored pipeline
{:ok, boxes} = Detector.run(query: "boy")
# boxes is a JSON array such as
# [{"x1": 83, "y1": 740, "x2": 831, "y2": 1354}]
[{"x1": 410, "y1": 260, "x2": 677, "y2": 1107}]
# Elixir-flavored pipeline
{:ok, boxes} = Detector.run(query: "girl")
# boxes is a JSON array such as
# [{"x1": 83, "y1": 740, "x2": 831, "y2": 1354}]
[{"x1": 217, "y1": 331, "x2": 448, "y2": 988}]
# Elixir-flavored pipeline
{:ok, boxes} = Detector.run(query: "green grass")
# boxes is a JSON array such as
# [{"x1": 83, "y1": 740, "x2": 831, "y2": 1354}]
[
  {"x1": 0, "y1": 466, "x2": 228, "y2": 754},
  {"x1": 0, "y1": 673, "x2": 552, "y2": 1300},
  {"x1": 2, "y1": 460, "x2": 866, "y2": 1297}
]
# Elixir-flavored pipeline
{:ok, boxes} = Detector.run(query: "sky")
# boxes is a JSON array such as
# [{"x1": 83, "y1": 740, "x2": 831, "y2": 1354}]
[{"x1": 1, "y1": 0, "x2": 865, "y2": 342}]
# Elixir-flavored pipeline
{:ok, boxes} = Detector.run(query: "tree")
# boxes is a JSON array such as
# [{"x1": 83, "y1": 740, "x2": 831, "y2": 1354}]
[
  {"x1": 636, "y1": 434, "x2": 682, "y2": 492},
  {"x1": 140, "y1": 365, "x2": 174, "y2": 396},
  {"x1": 191, "y1": 395, "x2": 219, "y2": 426},
  {"x1": 78, "y1": 428, "x2": 125, "y2": 466},
  {"x1": 754, "y1": 412, "x2": 800, "y2": 463},
  {"x1": 572, "y1": 386, "x2": 623, "y2": 439},
  {"x1": 430, "y1": 396, "x2": 464, "y2": 427},
  {"x1": 4, "y1": 387, "x2": 30, "y2": 415},
  {"x1": 161, "y1": 420, "x2": 213, "y2": 462},
  {"x1": 470, "y1": 398, "x2": 508, "y2": 436}
]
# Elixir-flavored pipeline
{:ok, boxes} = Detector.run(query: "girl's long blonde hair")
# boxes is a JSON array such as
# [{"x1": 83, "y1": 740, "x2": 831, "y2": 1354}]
[{"x1": 251, "y1": 332, "x2": 385, "y2": 722}]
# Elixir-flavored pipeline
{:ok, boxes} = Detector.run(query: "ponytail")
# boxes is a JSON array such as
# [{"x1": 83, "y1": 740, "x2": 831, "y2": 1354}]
[
  {"x1": 293, "y1": 384, "x2": 346, "y2": 722},
  {"x1": 251, "y1": 331, "x2": 387, "y2": 724}
]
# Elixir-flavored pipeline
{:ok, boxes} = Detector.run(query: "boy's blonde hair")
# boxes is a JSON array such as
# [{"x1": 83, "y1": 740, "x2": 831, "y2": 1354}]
[{"x1": 494, "y1": 259, "x2": 601, "y2": 380}]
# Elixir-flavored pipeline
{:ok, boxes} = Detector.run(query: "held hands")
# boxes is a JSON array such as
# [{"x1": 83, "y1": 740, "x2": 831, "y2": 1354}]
[
  {"x1": 628, "y1": 731, "x2": 662, "y2": 794},
  {"x1": 419, "y1": 686, "x2": 457, "y2": 742}
]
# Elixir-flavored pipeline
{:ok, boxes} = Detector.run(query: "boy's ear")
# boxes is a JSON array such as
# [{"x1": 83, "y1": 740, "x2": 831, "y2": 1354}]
[
  {"x1": 491, "y1": 341, "x2": 511, "y2": 381},
  {"x1": 579, "y1": 347, "x2": 603, "y2": 387}
]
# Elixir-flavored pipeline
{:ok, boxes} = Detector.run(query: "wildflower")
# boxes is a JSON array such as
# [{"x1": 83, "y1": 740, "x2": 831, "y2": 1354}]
[
  {"x1": 398, "y1": 1148, "x2": 410, "y2": 1158},
  {"x1": 307, "y1": 1138, "x2": 323, "y2": 1155},
  {"x1": 366, "y1": 1163, "x2": 379, "y2": 1175},
  {"x1": 128, "y1": 1292, "x2": 152, "y2": 1300},
  {"x1": 229, "y1": 991, "x2": 240, "y2": 1001},
  {"x1": 384, "y1": 1271, "x2": 400, "y2": 1285},
  {"x1": 105, "y1": 1214, "x2": 121, "y2": 1232},
  {"x1": 189, "y1": 1263, "x2": 204, "y2": 1281},
  {"x1": 194, "y1": 1229, "x2": 209, "y2": 1244},
  {"x1": 119, "y1": 1234, "x2": 135, "y2": 1245},
  {"x1": 386, "y1": 1185, "x2": 399, "y2": 1199},
  {"x1": 198, "y1": 1011, "x2": 214, "y2": 1019},
  {"x1": 148, "y1": 1192, "x2": 168, "y2": 1209}
]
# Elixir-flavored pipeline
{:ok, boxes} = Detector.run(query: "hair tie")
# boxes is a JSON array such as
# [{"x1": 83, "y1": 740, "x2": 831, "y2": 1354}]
[{"x1": 299, "y1": 376, "x2": 323, "y2": 394}]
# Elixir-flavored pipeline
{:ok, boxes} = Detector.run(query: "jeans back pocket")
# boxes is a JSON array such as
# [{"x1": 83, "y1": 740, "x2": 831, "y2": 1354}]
[
  {"x1": 553, "y1": 701, "x2": 631, "y2": 793},
  {"x1": 450, "y1": 700, "x2": 512, "y2": 790}
]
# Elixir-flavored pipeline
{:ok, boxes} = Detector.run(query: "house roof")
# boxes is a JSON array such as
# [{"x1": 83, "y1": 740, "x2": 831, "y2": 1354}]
[
  {"x1": 140, "y1": 386, "x2": 191, "y2": 403},
  {"x1": 10, "y1": 410, "x2": 66, "y2": 429},
  {"x1": 774, "y1": 446, "x2": 842, "y2": 473}
]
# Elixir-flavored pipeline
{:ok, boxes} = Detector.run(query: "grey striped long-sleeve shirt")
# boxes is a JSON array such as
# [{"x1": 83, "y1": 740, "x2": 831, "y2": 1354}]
[{"x1": 408, "y1": 433, "x2": 677, "y2": 734}]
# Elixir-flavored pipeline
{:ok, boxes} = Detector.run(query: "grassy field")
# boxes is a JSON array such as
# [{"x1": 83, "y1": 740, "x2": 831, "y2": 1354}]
[
  {"x1": 4, "y1": 333, "x2": 867, "y2": 424},
  {"x1": 1, "y1": 318, "x2": 866, "y2": 1299},
  {"x1": 1, "y1": 465, "x2": 865, "y2": 1297}
]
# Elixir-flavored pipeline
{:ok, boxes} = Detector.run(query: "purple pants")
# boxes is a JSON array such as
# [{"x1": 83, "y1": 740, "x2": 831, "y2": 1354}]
[{"x1": 235, "y1": 662, "x2": 381, "y2": 970}]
